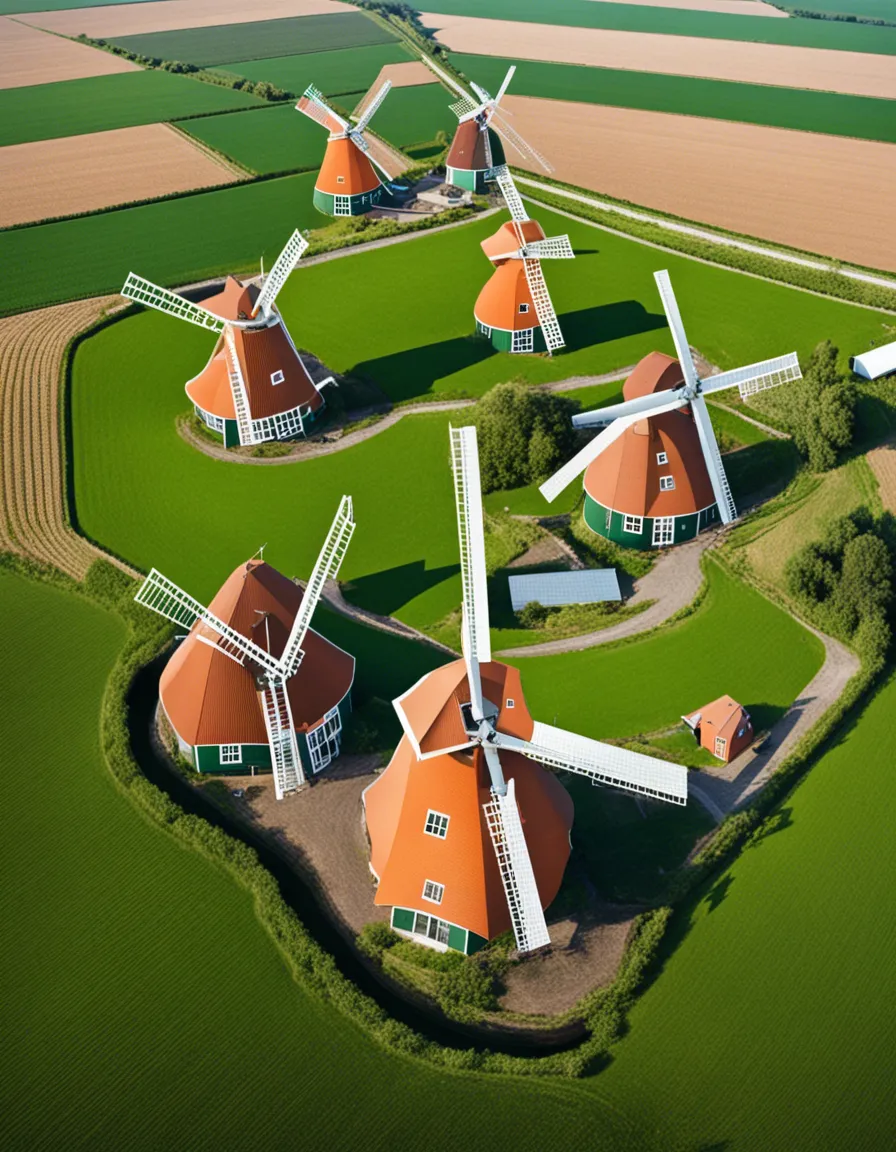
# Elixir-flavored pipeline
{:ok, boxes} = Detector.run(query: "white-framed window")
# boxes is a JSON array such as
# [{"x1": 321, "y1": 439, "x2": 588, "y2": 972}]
[
  {"x1": 337, "y1": 175, "x2": 345, "y2": 183},
  {"x1": 270, "y1": 370, "x2": 284, "y2": 386},
  {"x1": 714, "y1": 736, "x2": 727, "y2": 758},
  {"x1": 512, "y1": 328, "x2": 534, "y2": 353},
  {"x1": 518, "y1": 303, "x2": 530, "y2": 314},
  {"x1": 307, "y1": 705, "x2": 342, "y2": 773},
  {"x1": 623, "y1": 514, "x2": 643, "y2": 535},
  {"x1": 656, "y1": 451, "x2": 668, "y2": 465},
  {"x1": 220, "y1": 744, "x2": 241, "y2": 765},
  {"x1": 653, "y1": 516, "x2": 675, "y2": 546},
  {"x1": 422, "y1": 880, "x2": 444, "y2": 905},
  {"x1": 660, "y1": 475, "x2": 675, "y2": 491},
  {"x1": 195, "y1": 405, "x2": 225, "y2": 433},
  {"x1": 334, "y1": 194, "x2": 351, "y2": 215},
  {"x1": 413, "y1": 912, "x2": 450, "y2": 946},
  {"x1": 506, "y1": 698, "x2": 515, "y2": 709},
  {"x1": 424, "y1": 810, "x2": 449, "y2": 839}
]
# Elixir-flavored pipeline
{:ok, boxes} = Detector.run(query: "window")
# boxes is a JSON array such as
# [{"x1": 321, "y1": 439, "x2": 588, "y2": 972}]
[
  {"x1": 518, "y1": 303, "x2": 530, "y2": 314},
  {"x1": 623, "y1": 515, "x2": 643, "y2": 535},
  {"x1": 307, "y1": 706, "x2": 342, "y2": 773},
  {"x1": 424, "y1": 810, "x2": 449, "y2": 839},
  {"x1": 270, "y1": 370, "x2": 284, "y2": 386},
  {"x1": 336, "y1": 175, "x2": 345, "y2": 184},
  {"x1": 422, "y1": 880, "x2": 444, "y2": 905},
  {"x1": 334, "y1": 194, "x2": 351, "y2": 216},
  {"x1": 413, "y1": 912, "x2": 450, "y2": 946},
  {"x1": 512, "y1": 328, "x2": 534, "y2": 353},
  {"x1": 220, "y1": 744, "x2": 241, "y2": 765},
  {"x1": 652, "y1": 516, "x2": 674, "y2": 546},
  {"x1": 506, "y1": 699, "x2": 515, "y2": 709},
  {"x1": 714, "y1": 736, "x2": 727, "y2": 759},
  {"x1": 656, "y1": 452, "x2": 668, "y2": 465},
  {"x1": 660, "y1": 475, "x2": 675, "y2": 491}
]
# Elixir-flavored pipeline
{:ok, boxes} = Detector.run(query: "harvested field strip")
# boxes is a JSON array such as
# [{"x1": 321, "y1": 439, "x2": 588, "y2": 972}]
[
  {"x1": 867, "y1": 440, "x2": 896, "y2": 511},
  {"x1": 18, "y1": 0, "x2": 347, "y2": 36},
  {"x1": 0, "y1": 15, "x2": 138, "y2": 89},
  {"x1": 0, "y1": 69, "x2": 264, "y2": 148},
  {"x1": 0, "y1": 171, "x2": 320, "y2": 317},
  {"x1": 420, "y1": 0, "x2": 896, "y2": 53},
  {"x1": 107, "y1": 12, "x2": 395, "y2": 70},
  {"x1": 0, "y1": 124, "x2": 239, "y2": 228},
  {"x1": 501, "y1": 95, "x2": 896, "y2": 273},
  {"x1": 219, "y1": 42, "x2": 413, "y2": 96},
  {"x1": 428, "y1": 13, "x2": 896, "y2": 97},
  {"x1": 450, "y1": 53, "x2": 896, "y2": 146},
  {"x1": 0, "y1": 296, "x2": 134, "y2": 579}
]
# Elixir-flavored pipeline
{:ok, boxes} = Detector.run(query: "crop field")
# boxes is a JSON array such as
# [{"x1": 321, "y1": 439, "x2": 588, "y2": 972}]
[
  {"x1": 420, "y1": 0, "x2": 896, "y2": 52},
  {"x1": 450, "y1": 53, "x2": 896, "y2": 146},
  {"x1": 0, "y1": 70, "x2": 264, "y2": 149},
  {"x1": 361, "y1": 83, "x2": 456, "y2": 149},
  {"x1": 19, "y1": 0, "x2": 351, "y2": 36},
  {"x1": 0, "y1": 15, "x2": 139, "y2": 89},
  {"x1": 779, "y1": 0, "x2": 896, "y2": 15},
  {"x1": 221, "y1": 42, "x2": 414, "y2": 96},
  {"x1": 109, "y1": 12, "x2": 396, "y2": 69},
  {"x1": 0, "y1": 172, "x2": 320, "y2": 316},
  {"x1": 182, "y1": 104, "x2": 327, "y2": 176}
]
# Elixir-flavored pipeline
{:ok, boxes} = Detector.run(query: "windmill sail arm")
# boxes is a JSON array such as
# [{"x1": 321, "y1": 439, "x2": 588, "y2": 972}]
[
  {"x1": 700, "y1": 352, "x2": 802, "y2": 400},
  {"x1": 691, "y1": 395, "x2": 737, "y2": 524},
  {"x1": 470, "y1": 81, "x2": 491, "y2": 104},
  {"x1": 539, "y1": 412, "x2": 643, "y2": 503},
  {"x1": 522, "y1": 257, "x2": 564, "y2": 352},
  {"x1": 297, "y1": 85, "x2": 348, "y2": 133},
  {"x1": 497, "y1": 724, "x2": 688, "y2": 805},
  {"x1": 491, "y1": 111, "x2": 554, "y2": 173},
  {"x1": 121, "y1": 273, "x2": 224, "y2": 332},
  {"x1": 573, "y1": 388, "x2": 687, "y2": 428},
  {"x1": 354, "y1": 79, "x2": 391, "y2": 133},
  {"x1": 494, "y1": 65, "x2": 516, "y2": 106},
  {"x1": 451, "y1": 95, "x2": 481, "y2": 119},
  {"x1": 279, "y1": 496, "x2": 355, "y2": 676},
  {"x1": 654, "y1": 270, "x2": 698, "y2": 388},
  {"x1": 483, "y1": 779, "x2": 551, "y2": 954},
  {"x1": 134, "y1": 569, "x2": 281, "y2": 676},
  {"x1": 492, "y1": 164, "x2": 528, "y2": 223},
  {"x1": 525, "y1": 235, "x2": 574, "y2": 260},
  {"x1": 253, "y1": 230, "x2": 308, "y2": 317}
]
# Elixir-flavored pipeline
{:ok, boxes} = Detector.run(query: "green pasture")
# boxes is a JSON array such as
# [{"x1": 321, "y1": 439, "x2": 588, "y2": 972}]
[
  {"x1": 450, "y1": 53, "x2": 896, "y2": 146},
  {"x1": 109, "y1": 12, "x2": 395, "y2": 69},
  {"x1": 367, "y1": 83, "x2": 456, "y2": 148},
  {"x1": 0, "y1": 172, "x2": 320, "y2": 316},
  {"x1": 220, "y1": 42, "x2": 413, "y2": 96},
  {"x1": 0, "y1": 70, "x2": 264, "y2": 148},
  {"x1": 422, "y1": 0, "x2": 896, "y2": 52},
  {"x1": 781, "y1": 0, "x2": 896, "y2": 18},
  {"x1": 182, "y1": 104, "x2": 327, "y2": 176},
  {"x1": 510, "y1": 559, "x2": 824, "y2": 738},
  {"x1": 0, "y1": 0, "x2": 139, "y2": 10}
]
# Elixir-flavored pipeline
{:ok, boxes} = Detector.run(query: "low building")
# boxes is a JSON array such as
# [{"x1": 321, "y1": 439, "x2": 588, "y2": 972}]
[
  {"x1": 509, "y1": 569, "x2": 621, "y2": 612},
  {"x1": 851, "y1": 339, "x2": 896, "y2": 381},
  {"x1": 683, "y1": 696, "x2": 753, "y2": 763}
]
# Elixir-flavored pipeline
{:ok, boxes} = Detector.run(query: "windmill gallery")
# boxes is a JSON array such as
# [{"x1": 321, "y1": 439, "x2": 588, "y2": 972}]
[{"x1": 125, "y1": 57, "x2": 800, "y2": 962}]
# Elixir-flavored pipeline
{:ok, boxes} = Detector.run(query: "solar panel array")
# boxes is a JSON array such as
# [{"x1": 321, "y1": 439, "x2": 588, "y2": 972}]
[{"x1": 508, "y1": 569, "x2": 621, "y2": 612}]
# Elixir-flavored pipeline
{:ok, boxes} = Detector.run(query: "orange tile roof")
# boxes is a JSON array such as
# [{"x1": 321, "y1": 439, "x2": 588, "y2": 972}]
[
  {"x1": 446, "y1": 119, "x2": 498, "y2": 172},
  {"x1": 684, "y1": 694, "x2": 753, "y2": 761},
  {"x1": 316, "y1": 135, "x2": 381, "y2": 196},
  {"x1": 480, "y1": 219, "x2": 544, "y2": 264},
  {"x1": 365, "y1": 739, "x2": 572, "y2": 941},
  {"x1": 160, "y1": 560, "x2": 354, "y2": 748},
  {"x1": 201, "y1": 276, "x2": 259, "y2": 322},
  {"x1": 474, "y1": 260, "x2": 539, "y2": 333},
  {"x1": 583, "y1": 352, "x2": 715, "y2": 518},
  {"x1": 185, "y1": 342, "x2": 236, "y2": 419}
]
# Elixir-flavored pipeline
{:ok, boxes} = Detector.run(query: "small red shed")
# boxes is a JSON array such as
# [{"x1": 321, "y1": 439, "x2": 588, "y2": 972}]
[{"x1": 683, "y1": 695, "x2": 753, "y2": 764}]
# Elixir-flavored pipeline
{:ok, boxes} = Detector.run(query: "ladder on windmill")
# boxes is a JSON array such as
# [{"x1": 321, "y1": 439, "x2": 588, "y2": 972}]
[
  {"x1": 224, "y1": 329, "x2": 258, "y2": 446},
  {"x1": 449, "y1": 428, "x2": 483, "y2": 656},
  {"x1": 483, "y1": 789, "x2": 551, "y2": 954},
  {"x1": 701, "y1": 423, "x2": 737, "y2": 522},
  {"x1": 261, "y1": 678, "x2": 305, "y2": 797},
  {"x1": 523, "y1": 258, "x2": 564, "y2": 351}
]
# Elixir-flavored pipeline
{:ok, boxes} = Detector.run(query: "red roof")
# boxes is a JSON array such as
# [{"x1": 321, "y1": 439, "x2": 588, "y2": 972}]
[
  {"x1": 315, "y1": 136, "x2": 381, "y2": 197},
  {"x1": 201, "y1": 276, "x2": 259, "y2": 322},
  {"x1": 684, "y1": 695, "x2": 753, "y2": 762},
  {"x1": 160, "y1": 560, "x2": 354, "y2": 747},
  {"x1": 474, "y1": 261, "x2": 539, "y2": 333},
  {"x1": 446, "y1": 119, "x2": 501, "y2": 172},
  {"x1": 480, "y1": 219, "x2": 545, "y2": 265},
  {"x1": 583, "y1": 352, "x2": 715, "y2": 518}
]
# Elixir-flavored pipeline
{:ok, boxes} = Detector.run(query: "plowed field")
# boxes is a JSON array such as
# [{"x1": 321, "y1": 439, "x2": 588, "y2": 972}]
[
  {"x1": 0, "y1": 16, "x2": 138, "y2": 88},
  {"x1": 503, "y1": 95, "x2": 896, "y2": 271},
  {"x1": 424, "y1": 12, "x2": 896, "y2": 99},
  {"x1": 0, "y1": 124, "x2": 239, "y2": 228},
  {"x1": 19, "y1": 0, "x2": 346, "y2": 36}
]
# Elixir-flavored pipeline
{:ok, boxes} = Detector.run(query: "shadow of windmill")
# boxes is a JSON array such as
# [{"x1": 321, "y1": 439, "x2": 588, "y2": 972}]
[
  {"x1": 342, "y1": 560, "x2": 460, "y2": 618},
  {"x1": 349, "y1": 336, "x2": 497, "y2": 404},
  {"x1": 557, "y1": 300, "x2": 668, "y2": 354}
]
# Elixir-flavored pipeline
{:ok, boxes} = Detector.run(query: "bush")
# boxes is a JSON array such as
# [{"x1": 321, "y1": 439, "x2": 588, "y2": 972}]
[
  {"x1": 437, "y1": 956, "x2": 500, "y2": 1022},
  {"x1": 357, "y1": 921, "x2": 400, "y2": 959},
  {"x1": 474, "y1": 383, "x2": 578, "y2": 493},
  {"x1": 517, "y1": 600, "x2": 551, "y2": 628}
]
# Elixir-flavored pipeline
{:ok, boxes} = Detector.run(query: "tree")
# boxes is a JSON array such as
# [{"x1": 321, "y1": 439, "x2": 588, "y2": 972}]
[
  {"x1": 474, "y1": 383, "x2": 577, "y2": 493},
  {"x1": 771, "y1": 341, "x2": 855, "y2": 471}
]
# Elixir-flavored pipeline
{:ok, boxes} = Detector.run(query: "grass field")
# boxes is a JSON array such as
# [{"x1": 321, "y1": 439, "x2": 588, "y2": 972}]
[
  {"x1": 781, "y1": 0, "x2": 896, "y2": 17},
  {"x1": 220, "y1": 42, "x2": 413, "y2": 96},
  {"x1": 450, "y1": 52, "x2": 896, "y2": 146},
  {"x1": 364, "y1": 83, "x2": 457, "y2": 148},
  {"x1": 0, "y1": 172, "x2": 320, "y2": 316},
  {"x1": 182, "y1": 103, "x2": 328, "y2": 175},
  {"x1": 109, "y1": 12, "x2": 396, "y2": 68},
  {"x1": 510, "y1": 560, "x2": 824, "y2": 739},
  {"x1": 0, "y1": 70, "x2": 264, "y2": 148},
  {"x1": 422, "y1": 0, "x2": 896, "y2": 53}
]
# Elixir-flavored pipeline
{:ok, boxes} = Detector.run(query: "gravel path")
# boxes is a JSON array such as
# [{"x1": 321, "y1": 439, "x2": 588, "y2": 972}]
[{"x1": 708, "y1": 399, "x2": 791, "y2": 439}]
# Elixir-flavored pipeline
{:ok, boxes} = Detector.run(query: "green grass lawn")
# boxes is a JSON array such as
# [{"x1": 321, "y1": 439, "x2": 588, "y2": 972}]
[
  {"x1": 220, "y1": 42, "x2": 413, "y2": 96},
  {"x1": 366, "y1": 83, "x2": 457, "y2": 148},
  {"x1": 109, "y1": 12, "x2": 395, "y2": 68},
  {"x1": 449, "y1": 53, "x2": 896, "y2": 146},
  {"x1": 0, "y1": 70, "x2": 264, "y2": 148},
  {"x1": 182, "y1": 103, "x2": 328, "y2": 175},
  {"x1": 0, "y1": 172, "x2": 321, "y2": 316},
  {"x1": 510, "y1": 560, "x2": 824, "y2": 739},
  {"x1": 422, "y1": 0, "x2": 896, "y2": 52}
]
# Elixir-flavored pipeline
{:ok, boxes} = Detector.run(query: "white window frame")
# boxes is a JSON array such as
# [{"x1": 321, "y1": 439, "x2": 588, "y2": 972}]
[
  {"x1": 270, "y1": 370, "x2": 284, "y2": 386},
  {"x1": 334, "y1": 194, "x2": 351, "y2": 215},
  {"x1": 195, "y1": 405, "x2": 225, "y2": 434},
  {"x1": 623, "y1": 514, "x2": 643, "y2": 535},
  {"x1": 714, "y1": 736, "x2": 727, "y2": 759},
  {"x1": 424, "y1": 810, "x2": 449, "y2": 839},
  {"x1": 656, "y1": 451, "x2": 668, "y2": 465},
  {"x1": 660, "y1": 475, "x2": 675, "y2": 491},
  {"x1": 422, "y1": 880, "x2": 444, "y2": 905},
  {"x1": 307, "y1": 705, "x2": 342, "y2": 774},
  {"x1": 336, "y1": 175, "x2": 345, "y2": 184},
  {"x1": 220, "y1": 744, "x2": 241, "y2": 765},
  {"x1": 512, "y1": 327, "x2": 534, "y2": 353},
  {"x1": 413, "y1": 911, "x2": 450, "y2": 946},
  {"x1": 652, "y1": 516, "x2": 675, "y2": 546},
  {"x1": 506, "y1": 698, "x2": 515, "y2": 709}
]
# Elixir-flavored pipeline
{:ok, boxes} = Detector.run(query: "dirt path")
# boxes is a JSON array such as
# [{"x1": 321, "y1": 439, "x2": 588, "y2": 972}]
[
  {"x1": 497, "y1": 530, "x2": 719, "y2": 657},
  {"x1": 689, "y1": 625, "x2": 860, "y2": 822},
  {"x1": 708, "y1": 399, "x2": 791, "y2": 439},
  {"x1": 0, "y1": 297, "x2": 139, "y2": 580}
]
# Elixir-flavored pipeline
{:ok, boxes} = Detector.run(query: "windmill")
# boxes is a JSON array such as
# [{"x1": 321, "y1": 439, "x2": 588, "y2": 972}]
[
  {"x1": 474, "y1": 165, "x2": 573, "y2": 355},
  {"x1": 539, "y1": 270, "x2": 803, "y2": 548},
  {"x1": 362, "y1": 426, "x2": 686, "y2": 956},
  {"x1": 134, "y1": 497, "x2": 356, "y2": 799},
  {"x1": 122, "y1": 230, "x2": 329, "y2": 449},
  {"x1": 421, "y1": 56, "x2": 552, "y2": 193},
  {"x1": 297, "y1": 80, "x2": 403, "y2": 217}
]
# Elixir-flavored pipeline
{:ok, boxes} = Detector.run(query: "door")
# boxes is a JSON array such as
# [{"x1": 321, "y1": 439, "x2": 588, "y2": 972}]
[{"x1": 652, "y1": 516, "x2": 674, "y2": 546}]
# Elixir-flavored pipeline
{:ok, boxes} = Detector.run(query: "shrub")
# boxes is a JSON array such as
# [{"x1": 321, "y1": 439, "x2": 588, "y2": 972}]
[
  {"x1": 517, "y1": 600, "x2": 551, "y2": 627},
  {"x1": 474, "y1": 383, "x2": 577, "y2": 492},
  {"x1": 437, "y1": 956, "x2": 500, "y2": 1022},
  {"x1": 357, "y1": 921, "x2": 400, "y2": 959}
]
